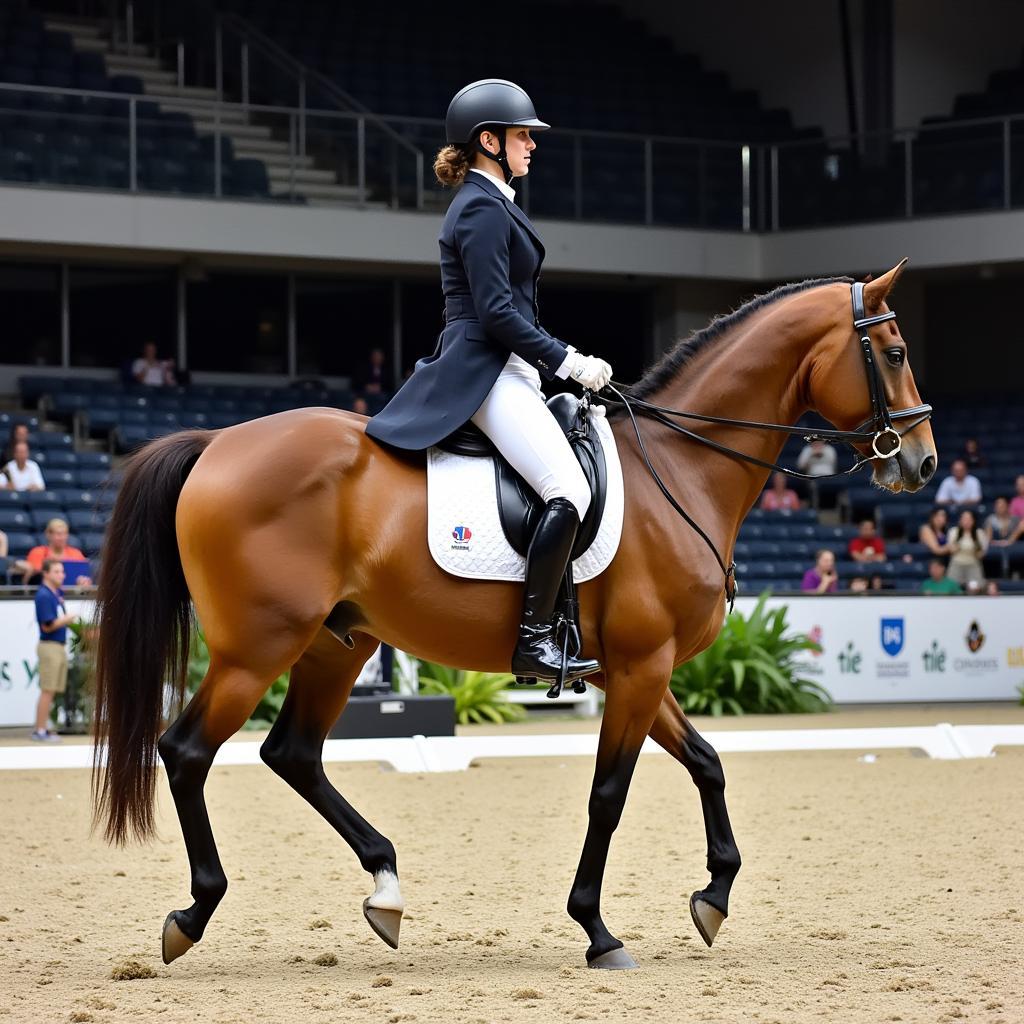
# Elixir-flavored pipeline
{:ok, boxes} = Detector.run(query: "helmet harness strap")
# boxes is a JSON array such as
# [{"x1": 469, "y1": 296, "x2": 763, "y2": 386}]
[{"x1": 476, "y1": 126, "x2": 514, "y2": 184}]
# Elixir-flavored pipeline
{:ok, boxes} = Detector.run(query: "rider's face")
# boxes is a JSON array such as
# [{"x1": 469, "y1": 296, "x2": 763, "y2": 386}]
[{"x1": 480, "y1": 127, "x2": 536, "y2": 178}]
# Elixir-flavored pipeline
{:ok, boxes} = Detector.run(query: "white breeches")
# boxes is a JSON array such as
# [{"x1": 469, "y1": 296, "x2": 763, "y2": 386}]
[{"x1": 471, "y1": 357, "x2": 591, "y2": 520}]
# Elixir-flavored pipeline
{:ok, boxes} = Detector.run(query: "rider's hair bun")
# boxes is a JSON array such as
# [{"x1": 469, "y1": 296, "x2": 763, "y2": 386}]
[{"x1": 434, "y1": 143, "x2": 473, "y2": 187}]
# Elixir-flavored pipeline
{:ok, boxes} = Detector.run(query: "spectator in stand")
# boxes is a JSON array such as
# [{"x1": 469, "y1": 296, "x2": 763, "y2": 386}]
[
  {"x1": 848, "y1": 519, "x2": 887, "y2": 564},
  {"x1": 0, "y1": 529, "x2": 7, "y2": 559},
  {"x1": 31, "y1": 558, "x2": 78, "y2": 742},
  {"x1": 17, "y1": 518, "x2": 91, "y2": 586},
  {"x1": 132, "y1": 340, "x2": 177, "y2": 387},
  {"x1": 946, "y1": 508, "x2": 987, "y2": 589},
  {"x1": 2, "y1": 440, "x2": 45, "y2": 491},
  {"x1": 3, "y1": 421, "x2": 30, "y2": 463},
  {"x1": 935, "y1": 458, "x2": 982, "y2": 506},
  {"x1": 961, "y1": 437, "x2": 986, "y2": 469},
  {"x1": 351, "y1": 396, "x2": 370, "y2": 416},
  {"x1": 796, "y1": 439, "x2": 837, "y2": 477},
  {"x1": 760, "y1": 471, "x2": 801, "y2": 511},
  {"x1": 353, "y1": 347, "x2": 389, "y2": 396},
  {"x1": 918, "y1": 507, "x2": 951, "y2": 556},
  {"x1": 985, "y1": 580, "x2": 1001, "y2": 596},
  {"x1": 921, "y1": 558, "x2": 962, "y2": 595},
  {"x1": 985, "y1": 496, "x2": 1020, "y2": 546},
  {"x1": 868, "y1": 573, "x2": 888, "y2": 591},
  {"x1": 848, "y1": 575, "x2": 869, "y2": 593},
  {"x1": 1010, "y1": 475, "x2": 1024, "y2": 519},
  {"x1": 801, "y1": 549, "x2": 838, "y2": 594}
]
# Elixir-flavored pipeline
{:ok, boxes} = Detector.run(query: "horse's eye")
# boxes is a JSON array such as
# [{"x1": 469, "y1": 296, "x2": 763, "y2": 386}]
[{"x1": 885, "y1": 349, "x2": 905, "y2": 367}]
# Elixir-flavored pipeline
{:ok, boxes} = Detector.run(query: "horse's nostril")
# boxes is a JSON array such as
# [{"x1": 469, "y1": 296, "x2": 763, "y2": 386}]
[{"x1": 920, "y1": 455, "x2": 936, "y2": 482}]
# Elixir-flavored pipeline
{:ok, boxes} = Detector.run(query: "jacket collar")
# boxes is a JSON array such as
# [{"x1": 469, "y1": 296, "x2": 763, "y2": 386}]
[{"x1": 463, "y1": 172, "x2": 545, "y2": 257}]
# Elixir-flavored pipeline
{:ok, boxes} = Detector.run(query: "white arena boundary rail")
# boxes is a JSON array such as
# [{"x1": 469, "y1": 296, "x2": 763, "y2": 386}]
[{"x1": 3, "y1": 724, "x2": 1024, "y2": 773}]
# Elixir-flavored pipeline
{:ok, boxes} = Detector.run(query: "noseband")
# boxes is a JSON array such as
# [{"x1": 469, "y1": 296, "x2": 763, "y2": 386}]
[{"x1": 602, "y1": 282, "x2": 934, "y2": 603}]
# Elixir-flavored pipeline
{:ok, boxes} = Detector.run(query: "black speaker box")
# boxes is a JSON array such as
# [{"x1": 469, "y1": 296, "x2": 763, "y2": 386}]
[{"x1": 329, "y1": 694, "x2": 456, "y2": 739}]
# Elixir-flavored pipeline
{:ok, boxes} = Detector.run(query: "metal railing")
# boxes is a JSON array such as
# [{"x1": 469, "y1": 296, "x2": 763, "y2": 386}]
[{"x1": 1, "y1": 77, "x2": 1023, "y2": 229}]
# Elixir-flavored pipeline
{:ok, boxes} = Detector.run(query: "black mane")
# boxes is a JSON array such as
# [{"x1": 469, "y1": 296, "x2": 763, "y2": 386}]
[{"x1": 629, "y1": 276, "x2": 853, "y2": 400}]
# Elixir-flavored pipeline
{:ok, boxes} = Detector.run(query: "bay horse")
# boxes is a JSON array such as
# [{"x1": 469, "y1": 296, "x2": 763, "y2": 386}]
[{"x1": 92, "y1": 261, "x2": 936, "y2": 971}]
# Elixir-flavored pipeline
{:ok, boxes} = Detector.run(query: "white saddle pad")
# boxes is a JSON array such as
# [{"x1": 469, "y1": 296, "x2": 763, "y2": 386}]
[{"x1": 426, "y1": 410, "x2": 624, "y2": 583}]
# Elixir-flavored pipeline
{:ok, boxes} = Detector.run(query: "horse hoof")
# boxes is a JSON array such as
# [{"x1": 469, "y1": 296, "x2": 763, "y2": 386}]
[
  {"x1": 161, "y1": 912, "x2": 195, "y2": 965},
  {"x1": 362, "y1": 898, "x2": 402, "y2": 950},
  {"x1": 588, "y1": 946, "x2": 638, "y2": 970},
  {"x1": 689, "y1": 893, "x2": 726, "y2": 948}
]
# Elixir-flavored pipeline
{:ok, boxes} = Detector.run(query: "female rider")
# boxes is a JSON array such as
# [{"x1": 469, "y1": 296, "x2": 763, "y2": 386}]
[{"x1": 367, "y1": 79, "x2": 612, "y2": 683}]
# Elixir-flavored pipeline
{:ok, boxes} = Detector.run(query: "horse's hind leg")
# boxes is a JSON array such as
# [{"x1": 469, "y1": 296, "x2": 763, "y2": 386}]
[
  {"x1": 259, "y1": 629, "x2": 404, "y2": 949},
  {"x1": 157, "y1": 659, "x2": 290, "y2": 964},
  {"x1": 648, "y1": 692, "x2": 741, "y2": 947}
]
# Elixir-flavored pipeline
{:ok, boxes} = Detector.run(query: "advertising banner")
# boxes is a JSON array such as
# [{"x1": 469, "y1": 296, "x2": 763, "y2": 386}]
[
  {"x1": 735, "y1": 595, "x2": 1024, "y2": 702},
  {"x1": 0, "y1": 598, "x2": 92, "y2": 728}
]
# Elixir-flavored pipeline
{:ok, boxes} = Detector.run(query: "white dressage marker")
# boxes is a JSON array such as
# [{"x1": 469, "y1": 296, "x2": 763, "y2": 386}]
[{"x1": 947, "y1": 724, "x2": 1024, "y2": 759}]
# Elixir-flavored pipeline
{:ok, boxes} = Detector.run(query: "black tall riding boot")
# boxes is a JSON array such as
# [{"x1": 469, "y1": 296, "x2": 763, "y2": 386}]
[{"x1": 511, "y1": 497, "x2": 601, "y2": 682}]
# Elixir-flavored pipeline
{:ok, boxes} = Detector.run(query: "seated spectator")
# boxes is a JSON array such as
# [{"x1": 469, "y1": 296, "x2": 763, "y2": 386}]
[
  {"x1": 760, "y1": 471, "x2": 801, "y2": 511},
  {"x1": 985, "y1": 496, "x2": 1020, "y2": 546},
  {"x1": 985, "y1": 580, "x2": 1000, "y2": 596},
  {"x1": 801, "y1": 549, "x2": 838, "y2": 593},
  {"x1": 796, "y1": 440, "x2": 837, "y2": 477},
  {"x1": 848, "y1": 575, "x2": 869, "y2": 593},
  {"x1": 961, "y1": 437, "x2": 986, "y2": 469},
  {"x1": 351, "y1": 396, "x2": 370, "y2": 416},
  {"x1": 848, "y1": 519, "x2": 886, "y2": 563},
  {"x1": 0, "y1": 529, "x2": 6, "y2": 558},
  {"x1": 353, "y1": 347, "x2": 389, "y2": 395},
  {"x1": 3, "y1": 421, "x2": 29, "y2": 464},
  {"x1": 868, "y1": 573, "x2": 888, "y2": 591},
  {"x1": 918, "y1": 507, "x2": 951, "y2": 556},
  {"x1": 1010, "y1": 475, "x2": 1024, "y2": 519},
  {"x1": 921, "y1": 558, "x2": 962, "y2": 595},
  {"x1": 132, "y1": 340, "x2": 177, "y2": 387},
  {"x1": 946, "y1": 509, "x2": 987, "y2": 589},
  {"x1": 935, "y1": 458, "x2": 981, "y2": 506},
  {"x1": 19, "y1": 518, "x2": 91, "y2": 587},
  {"x1": 2, "y1": 441, "x2": 45, "y2": 491}
]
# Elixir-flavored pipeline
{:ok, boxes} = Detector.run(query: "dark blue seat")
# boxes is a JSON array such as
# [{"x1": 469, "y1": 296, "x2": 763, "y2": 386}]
[
  {"x1": 34, "y1": 431, "x2": 74, "y2": 449},
  {"x1": 29, "y1": 507, "x2": 65, "y2": 530},
  {"x1": 81, "y1": 531, "x2": 106, "y2": 555},
  {"x1": 0, "y1": 509, "x2": 31, "y2": 530},
  {"x1": 5, "y1": 531, "x2": 36, "y2": 556},
  {"x1": 76, "y1": 469, "x2": 112, "y2": 489}
]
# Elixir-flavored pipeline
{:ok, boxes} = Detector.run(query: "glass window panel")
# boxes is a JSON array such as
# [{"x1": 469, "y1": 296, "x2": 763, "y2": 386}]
[
  {"x1": 69, "y1": 266, "x2": 176, "y2": 370},
  {"x1": 295, "y1": 277, "x2": 393, "y2": 379},
  {"x1": 187, "y1": 273, "x2": 287, "y2": 374},
  {"x1": 0, "y1": 262, "x2": 61, "y2": 366}
]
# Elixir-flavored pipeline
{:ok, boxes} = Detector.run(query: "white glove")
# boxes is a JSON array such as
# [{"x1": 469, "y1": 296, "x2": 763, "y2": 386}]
[{"x1": 565, "y1": 351, "x2": 613, "y2": 391}]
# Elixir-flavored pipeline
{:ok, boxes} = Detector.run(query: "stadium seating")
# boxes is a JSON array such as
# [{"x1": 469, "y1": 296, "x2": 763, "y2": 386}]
[{"x1": 0, "y1": 5, "x2": 272, "y2": 197}]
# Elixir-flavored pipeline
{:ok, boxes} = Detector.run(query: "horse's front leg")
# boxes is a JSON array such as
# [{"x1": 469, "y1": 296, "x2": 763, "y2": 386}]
[
  {"x1": 566, "y1": 649, "x2": 671, "y2": 970},
  {"x1": 648, "y1": 692, "x2": 741, "y2": 947}
]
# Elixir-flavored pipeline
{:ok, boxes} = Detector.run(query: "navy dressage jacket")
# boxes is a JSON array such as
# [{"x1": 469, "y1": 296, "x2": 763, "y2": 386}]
[{"x1": 365, "y1": 172, "x2": 569, "y2": 451}]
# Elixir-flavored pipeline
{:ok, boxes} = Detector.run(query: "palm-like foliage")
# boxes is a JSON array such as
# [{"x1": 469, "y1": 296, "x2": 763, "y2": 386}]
[
  {"x1": 670, "y1": 592, "x2": 830, "y2": 715},
  {"x1": 416, "y1": 661, "x2": 526, "y2": 725}
]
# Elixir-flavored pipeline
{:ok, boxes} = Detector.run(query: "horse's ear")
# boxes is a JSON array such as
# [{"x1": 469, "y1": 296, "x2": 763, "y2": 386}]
[{"x1": 863, "y1": 258, "x2": 908, "y2": 310}]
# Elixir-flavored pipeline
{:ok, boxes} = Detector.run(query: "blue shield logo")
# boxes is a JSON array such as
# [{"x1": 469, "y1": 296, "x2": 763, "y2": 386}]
[{"x1": 881, "y1": 617, "x2": 904, "y2": 657}]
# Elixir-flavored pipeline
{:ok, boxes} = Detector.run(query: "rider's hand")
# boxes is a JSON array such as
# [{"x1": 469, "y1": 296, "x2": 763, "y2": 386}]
[{"x1": 565, "y1": 351, "x2": 613, "y2": 391}]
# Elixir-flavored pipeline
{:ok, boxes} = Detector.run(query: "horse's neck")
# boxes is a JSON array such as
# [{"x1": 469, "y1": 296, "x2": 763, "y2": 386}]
[{"x1": 639, "y1": 308, "x2": 819, "y2": 549}]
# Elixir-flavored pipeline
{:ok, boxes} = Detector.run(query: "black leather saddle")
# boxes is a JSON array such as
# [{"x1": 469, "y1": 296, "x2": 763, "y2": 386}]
[{"x1": 436, "y1": 392, "x2": 608, "y2": 559}]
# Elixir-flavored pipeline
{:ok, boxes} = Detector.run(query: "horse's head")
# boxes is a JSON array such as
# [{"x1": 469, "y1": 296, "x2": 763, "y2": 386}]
[{"x1": 810, "y1": 260, "x2": 937, "y2": 493}]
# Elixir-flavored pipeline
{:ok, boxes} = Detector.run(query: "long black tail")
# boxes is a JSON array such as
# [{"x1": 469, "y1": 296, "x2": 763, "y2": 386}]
[{"x1": 92, "y1": 430, "x2": 213, "y2": 845}]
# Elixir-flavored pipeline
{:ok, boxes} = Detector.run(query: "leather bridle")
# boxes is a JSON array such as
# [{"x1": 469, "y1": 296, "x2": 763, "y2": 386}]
[{"x1": 600, "y1": 282, "x2": 934, "y2": 604}]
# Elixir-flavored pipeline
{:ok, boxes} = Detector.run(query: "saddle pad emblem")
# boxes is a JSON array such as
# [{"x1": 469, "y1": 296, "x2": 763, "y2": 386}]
[{"x1": 426, "y1": 412, "x2": 624, "y2": 583}]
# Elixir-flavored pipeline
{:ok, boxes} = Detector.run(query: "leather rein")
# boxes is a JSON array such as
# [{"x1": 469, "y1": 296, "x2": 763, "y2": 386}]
[{"x1": 599, "y1": 281, "x2": 934, "y2": 606}]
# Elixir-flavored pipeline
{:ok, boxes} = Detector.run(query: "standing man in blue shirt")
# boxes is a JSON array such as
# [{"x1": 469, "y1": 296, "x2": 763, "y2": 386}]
[{"x1": 32, "y1": 558, "x2": 77, "y2": 742}]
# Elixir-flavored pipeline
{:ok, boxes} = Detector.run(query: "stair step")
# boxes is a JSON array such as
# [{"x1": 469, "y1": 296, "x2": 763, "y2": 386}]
[
  {"x1": 237, "y1": 150, "x2": 317, "y2": 170},
  {"x1": 267, "y1": 166, "x2": 341, "y2": 185},
  {"x1": 189, "y1": 119, "x2": 274, "y2": 140},
  {"x1": 44, "y1": 18, "x2": 104, "y2": 38},
  {"x1": 272, "y1": 181, "x2": 366, "y2": 201},
  {"x1": 107, "y1": 66, "x2": 179, "y2": 87},
  {"x1": 161, "y1": 103, "x2": 252, "y2": 126},
  {"x1": 230, "y1": 137, "x2": 294, "y2": 157},
  {"x1": 103, "y1": 52, "x2": 165, "y2": 73}
]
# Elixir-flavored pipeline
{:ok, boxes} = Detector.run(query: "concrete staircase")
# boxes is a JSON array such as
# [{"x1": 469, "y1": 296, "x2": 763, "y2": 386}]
[{"x1": 43, "y1": 15, "x2": 368, "y2": 205}]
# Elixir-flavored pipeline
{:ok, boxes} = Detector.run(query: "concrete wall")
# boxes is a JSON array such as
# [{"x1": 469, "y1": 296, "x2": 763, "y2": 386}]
[{"x1": 624, "y1": 0, "x2": 1024, "y2": 138}]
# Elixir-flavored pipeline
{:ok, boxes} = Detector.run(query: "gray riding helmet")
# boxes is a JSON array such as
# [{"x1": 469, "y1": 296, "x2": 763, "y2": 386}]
[{"x1": 445, "y1": 79, "x2": 550, "y2": 144}]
